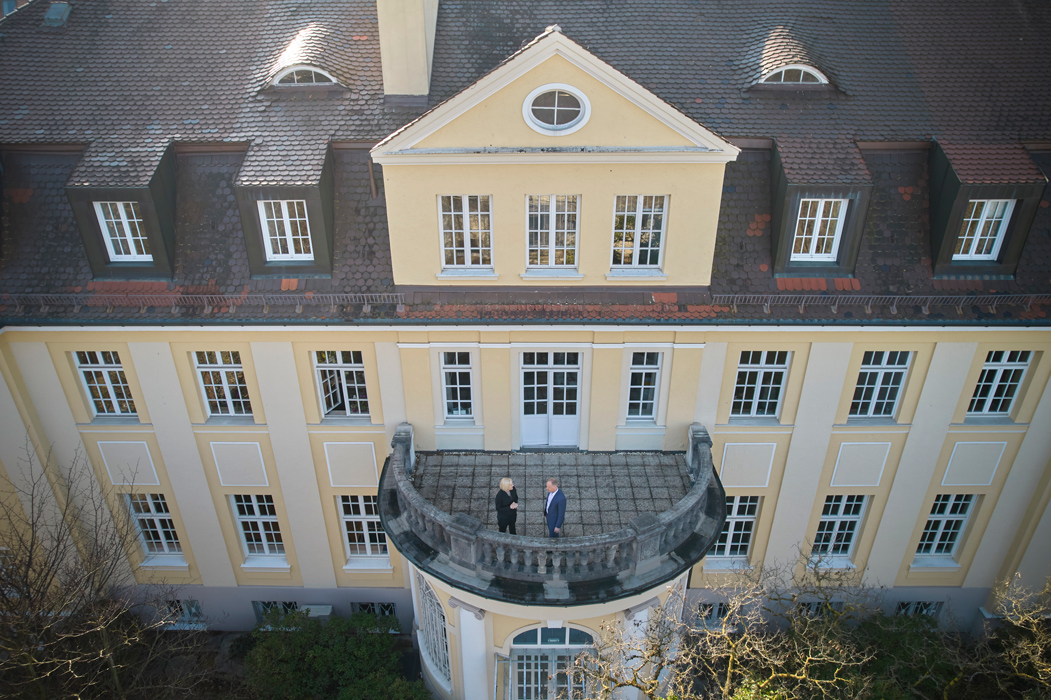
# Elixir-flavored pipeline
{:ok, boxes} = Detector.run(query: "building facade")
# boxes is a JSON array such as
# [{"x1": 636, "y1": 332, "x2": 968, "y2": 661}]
[{"x1": 2, "y1": 1, "x2": 1051, "y2": 699}]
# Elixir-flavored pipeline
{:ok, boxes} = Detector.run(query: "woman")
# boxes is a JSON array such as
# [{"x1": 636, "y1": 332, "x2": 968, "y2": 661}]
[{"x1": 495, "y1": 477, "x2": 519, "y2": 535}]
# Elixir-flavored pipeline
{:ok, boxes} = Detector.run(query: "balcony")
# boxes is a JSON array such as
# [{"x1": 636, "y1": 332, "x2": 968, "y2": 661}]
[{"x1": 378, "y1": 424, "x2": 725, "y2": 606}]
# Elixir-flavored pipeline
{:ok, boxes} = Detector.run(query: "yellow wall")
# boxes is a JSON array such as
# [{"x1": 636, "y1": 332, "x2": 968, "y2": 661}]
[{"x1": 383, "y1": 161, "x2": 727, "y2": 286}]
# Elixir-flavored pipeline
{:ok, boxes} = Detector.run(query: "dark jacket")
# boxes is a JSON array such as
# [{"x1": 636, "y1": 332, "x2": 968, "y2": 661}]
[
  {"x1": 495, "y1": 488, "x2": 518, "y2": 525},
  {"x1": 545, "y1": 489, "x2": 566, "y2": 534}
]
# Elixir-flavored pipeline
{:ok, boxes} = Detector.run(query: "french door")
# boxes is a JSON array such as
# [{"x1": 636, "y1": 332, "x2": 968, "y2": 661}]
[
  {"x1": 521, "y1": 352, "x2": 580, "y2": 447},
  {"x1": 513, "y1": 652, "x2": 585, "y2": 699}
]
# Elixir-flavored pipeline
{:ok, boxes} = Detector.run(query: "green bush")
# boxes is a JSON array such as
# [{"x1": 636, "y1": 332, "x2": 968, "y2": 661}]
[{"x1": 243, "y1": 611, "x2": 428, "y2": 700}]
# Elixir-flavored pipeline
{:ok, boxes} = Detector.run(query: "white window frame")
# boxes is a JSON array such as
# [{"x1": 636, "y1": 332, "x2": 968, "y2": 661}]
[
  {"x1": 314, "y1": 351, "x2": 370, "y2": 418},
  {"x1": 438, "y1": 195, "x2": 493, "y2": 269},
  {"x1": 812, "y1": 495, "x2": 866, "y2": 562},
  {"x1": 850, "y1": 351, "x2": 911, "y2": 418},
  {"x1": 791, "y1": 198, "x2": 847, "y2": 261},
  {"x1": 253, "y1": 600, "x2": 299, "y2": 624},
  {"x1": 441, "y1": 351, "x2": 474, "y2": 418},
  {"x1": 610, "y1": 195, "x2": 668, "y2": 268},
  {"x1": 165, "y1": 599, "x2": 205, "y2": 630},
  {"x1": 231, "y1": 494, "x2": 285, "y2": 557},
  {"x1": 93, "y1": 201, "x2": 152, "y2": 262},
  {"x1": 915, "y1": 494, "x2": 974, "y2": 559},
  {"x1": 968, "y1": 350, "x2": 1031, "y2": 416},
  {"x1": 707, "y1": 495, "x2": 759, "y2": 565},
  {"x1": 339, "y1": 495, "x2": 390, "y2": 569},
  {"x1": 417, "y1": 572, "x2": 451, "y2": 684},
  {"x1": 761, "y1": 64, "x2": 828, "y2": 84},
  {"x1": 257, "y1": 200, "x2": 313, "y2": 261},
  {"x1": 526, "y1": 194, "x2": 579, "y2": 268},
  {"x1": 75, "y1": 350, "x2": 137, "y2": 416},
  {"x1": 273, "y1": 64, "x2": 338, "y2": 85},
  {"x1": 195, "y1": 351, "x2": 253, "y2": 417},
  {"x1": 697, "y1": 602, "x2": 731, "y2": 628},
  {"x1": 626, "y1": 352, "x2": 661, "y2": 420},
  {"x1": 522, "y1": 83, "x2": 592, "y2": 136},
  {"x1": 895, "y1": 601, "x2": 944, "y2": 617},
  {"x1": 127, "y1": 493, "x2": 181, "y2": 555},
  {"x1": 731, "y1": 351, "x2": 790, "y2": 418},
  {"x1": 953, "y1": 199, "x2": 1015, "y2": 261}
]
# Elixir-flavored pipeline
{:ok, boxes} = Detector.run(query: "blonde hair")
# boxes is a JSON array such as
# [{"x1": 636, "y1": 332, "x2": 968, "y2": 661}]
[{"x1": 499, "y1": 477, "x2": 513, "y2": 493}]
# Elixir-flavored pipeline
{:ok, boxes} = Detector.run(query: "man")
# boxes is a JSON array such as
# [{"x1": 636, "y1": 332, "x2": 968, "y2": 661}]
[{"x1": 544, "y1": 477, "x2": 566, "y2": 538}]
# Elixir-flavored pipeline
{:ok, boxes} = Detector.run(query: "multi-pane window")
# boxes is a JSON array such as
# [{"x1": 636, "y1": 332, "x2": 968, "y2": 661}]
[
  {"x1": 441, "y1": 352, "x2": 473, "y2": 418},
  {"x1": 315, "y1": 351, "x2": 369, "y2": 417},
  {"x1": 895, "y1": 601, "x2": 944, "y2": 617},
  {"x1": 812, "y1": 495, "x2": 866, "y2": 558},
  {"x1": 968, "y1": 350, "x2": 1031, "y2": 415},
  {"x1": 93, "y1": 201, "x2": 152, "y2": 261},
  {"x1": 127, "y1": 494, "x2": 181, "y2": 554},
  {"x1": 916, "y1": 494, "x2": 974, "y2": 557},
  {"x1": 627, "y1": 352, "x2": 661, "y2": 419},
  {"x1": 527, "y1": 195, "x2": 578, "y2": 267},
  {"x1": 953, "y1": 199, "x2": 1015, "y2": 260},
  {"x1": 253, "y1": 600, "x2": 298, "y2": 623},
  {"x1": 611, "y1": 195, "x2": 667, "y2": 267},
  {"x1": 195, "y1": 351, "x2": 252, "y2": 416},
  {"x1": 698, "y1": 602, "x2": 730, "y2": 627},
  {"x1": 165, "y1": 599, "x2": 203, "y2": 624},
  {"x1": 232, "y1": 495, "x2": 284, "y2": 556},
  {"x1": 257, "y1": 200, "x2": 312, "y2": 261},
  {"x1": 792, "y1": 198, "x2": 846, "y2": 260},
  {"x1": 417, "y1": 573, "x2": 451, "y2": 683},
  {"x1": 850, "y1": 351, "x2": 911, "y2": 417},
  {"x1": 440, "y1": 195, "x2": 492, "y2": 267},
  {"x1": 709, "y1": 496, "x2": 759, "y2": 559},
  {"x1": 340, "y1": 495, "x2": 388, "y2": 558},
  {"x1": 75, "y1": 351, "x2": 136, "y2": 416},
  {"x1": 732, "y1": 351, "x2": 789, "y2": 417}
]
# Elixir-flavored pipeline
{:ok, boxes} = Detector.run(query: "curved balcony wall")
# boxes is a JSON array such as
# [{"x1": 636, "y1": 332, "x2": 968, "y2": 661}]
[{"x1": 378, "y1": 424, "x2": 726, "y2": 606}]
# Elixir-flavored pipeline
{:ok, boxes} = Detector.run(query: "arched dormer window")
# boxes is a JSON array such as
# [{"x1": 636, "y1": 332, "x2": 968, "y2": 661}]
[
  {"x1": 273, "y1": 65, "x2": 338, "y2": 86},
  {"x1": 761, "y1": 64, "x2": 828, "y2": 84}
]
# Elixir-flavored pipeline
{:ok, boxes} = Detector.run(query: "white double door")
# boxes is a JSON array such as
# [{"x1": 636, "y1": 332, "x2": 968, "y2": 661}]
[{"x1": 520, "y1": 352, "x2": 580, "y2": 447}]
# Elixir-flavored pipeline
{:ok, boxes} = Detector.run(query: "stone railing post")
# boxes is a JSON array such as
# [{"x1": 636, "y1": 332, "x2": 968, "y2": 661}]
[
  {"x1": 687, "y1": 423, "x2": 714, "y2": 485},
  {"x1": 391, "y1": 423, "x2": 415, "y2": 475},
  {"x1": 629, "y1": 512, "x2": 665, "y2": 576},
  {"x1": 445, "y1": 512, "x2": 483, "y2": 573}
]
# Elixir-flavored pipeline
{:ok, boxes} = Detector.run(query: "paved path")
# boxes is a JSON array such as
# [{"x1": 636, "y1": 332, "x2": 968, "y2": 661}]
[{"x1": 412, "y1": 452, "x2": 691, "y2": 538}]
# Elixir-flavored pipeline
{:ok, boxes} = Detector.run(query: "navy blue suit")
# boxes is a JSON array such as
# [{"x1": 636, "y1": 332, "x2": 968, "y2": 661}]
[{"x1": 545, "y1": 489, "x2": 566, "y2": 538}]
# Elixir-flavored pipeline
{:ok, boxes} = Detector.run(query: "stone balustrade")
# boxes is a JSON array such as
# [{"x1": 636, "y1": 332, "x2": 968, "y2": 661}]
[{"x1": 378, "y1": 423, "x2": 726, "y2": 605}]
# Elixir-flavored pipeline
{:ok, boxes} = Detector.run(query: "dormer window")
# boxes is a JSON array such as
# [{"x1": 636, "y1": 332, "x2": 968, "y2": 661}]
[
  {"x1": 952, "y1": 199, "x2": 1014, "y2": 260},
  {"x1": 523, "y1": 83, "x2": 591, "y2": 136},
  {"x1": 273, "y1": 65, "x2": 337, "y2": 86},
  {"x1": 761, "y1": 65, "x2": 828, "y2": 84},
  {"x1": 94, "y1": 201, "x2": 152, "y2": 262}
]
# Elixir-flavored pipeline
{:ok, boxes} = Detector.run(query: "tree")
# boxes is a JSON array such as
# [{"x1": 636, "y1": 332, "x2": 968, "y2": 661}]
[
  {"x1": 0, "y1": 443, "x2": 208, "y2": 700},
  {"x1": 242, "y1": 609, "x2": 429, "y2": 700}
]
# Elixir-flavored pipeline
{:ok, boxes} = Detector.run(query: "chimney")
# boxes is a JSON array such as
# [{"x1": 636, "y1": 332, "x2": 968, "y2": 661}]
[{"x1": 376, "y1": 0, "x2": 438, "y2": 102}]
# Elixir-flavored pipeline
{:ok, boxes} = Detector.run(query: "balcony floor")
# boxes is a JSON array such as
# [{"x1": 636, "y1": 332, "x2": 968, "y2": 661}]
[{"x1": 412, "y1": 451, "x2": 692, "y2": 538}]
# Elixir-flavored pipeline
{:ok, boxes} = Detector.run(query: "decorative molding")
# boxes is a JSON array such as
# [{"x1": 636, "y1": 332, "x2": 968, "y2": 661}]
[{"x1": 448, "y1": 597, "x2": 485, "y2": 620}]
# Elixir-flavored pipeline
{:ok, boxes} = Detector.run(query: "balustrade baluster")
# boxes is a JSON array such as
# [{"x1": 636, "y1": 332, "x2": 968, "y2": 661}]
[{"x1": 536, "y1": 549, "x2": 547, "y2": 575}]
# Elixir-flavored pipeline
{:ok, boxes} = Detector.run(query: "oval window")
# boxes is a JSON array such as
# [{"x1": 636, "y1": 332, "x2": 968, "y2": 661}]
[{"x1": 523, "y1": 84, "x2": 591, "y2": 135}]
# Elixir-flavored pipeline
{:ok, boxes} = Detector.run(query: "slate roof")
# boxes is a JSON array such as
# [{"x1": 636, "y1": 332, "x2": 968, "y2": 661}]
[{"x1": 1, "y1": 0, "x2": 1050, "y2": 325}]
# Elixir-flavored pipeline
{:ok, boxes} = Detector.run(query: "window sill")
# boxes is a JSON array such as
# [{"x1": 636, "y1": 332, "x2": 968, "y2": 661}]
[
  {"x1": 343, "y1": 556, "x2": 393, "y2": 573},
  {"x1": 606, "y1": 268, "x2": 667, "y2": 281},
  {"x1": 842, "y1": 417, "x2": 905, "y2": 428},
  {"x1": 436, "y1": 269, "x2": 498, "y2": 280},
  {"x1": 84, "y1": 415, "x2": 143, "y2": 426},
  {"x1": 264, "y1": 256, "x2": 316, "y2": 263},
  {"x1": 703, "y1": 556, "x2": 751, "y2": 571},
  {"x1": 166, "y1": 620, "x2": 207, "y2": 631},
  {"x1": 241, "y1": 555, "x2": 291, "y2": 572},
  {"x1": 521, "y1": 268, "x2": 584, "y2": 280},
  {"x1": 959, "y1": 415, "x2": 1021, "y2": 427},
  {"x1": 201, "y1": 415, "x2": 258, "y2": 427},
  {"x1": 810, "y1": 555, "x2": 855, "y2": 570},
  {"x1": 140, "y1": 554, "x2": 189, "y2": 570},
  {"x1": 616, "y1": 421, "x2": 665, "y2": 434},
  {"x1": 319, "y1": 416, "x2": 375, "y2": 427},
  {"x1": 909, "y1": 555, "x2": 961, "y2": 572},
  {"x1": 726, "y1": 416, "x2": 784, "y2": 427},
  {"x1": 435, "y1": 420, "x2": 482, "y2": 433}
]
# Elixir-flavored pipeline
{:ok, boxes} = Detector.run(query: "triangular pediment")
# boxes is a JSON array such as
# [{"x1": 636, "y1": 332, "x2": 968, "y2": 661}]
[{"x1": 372, "y1": 28, "x2": 739, "y2": 165}]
